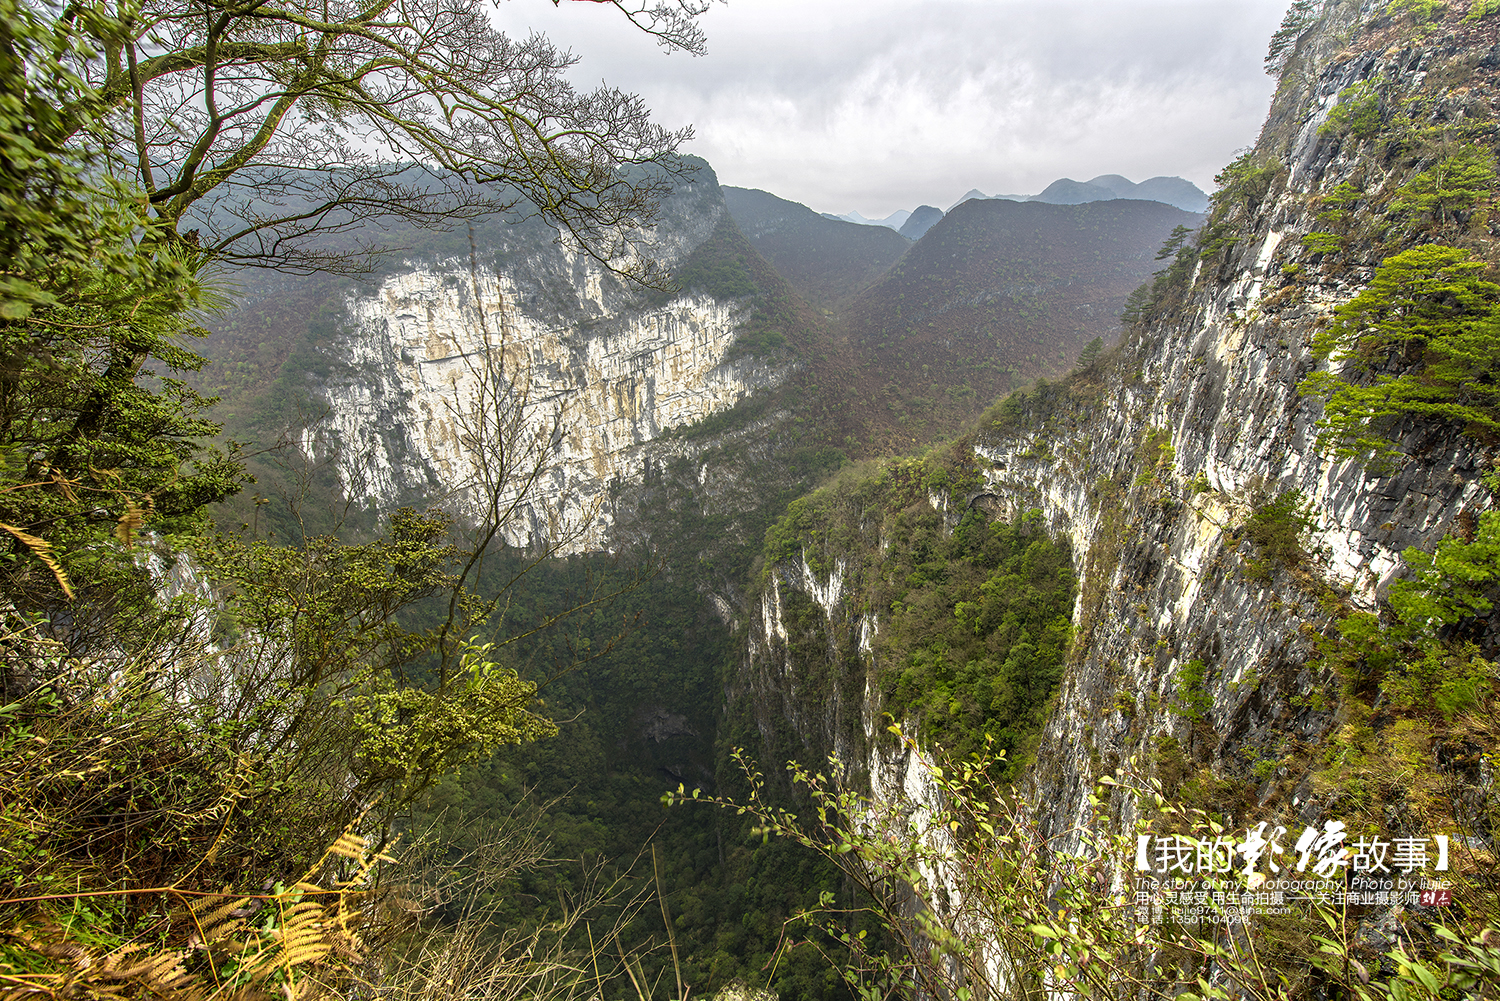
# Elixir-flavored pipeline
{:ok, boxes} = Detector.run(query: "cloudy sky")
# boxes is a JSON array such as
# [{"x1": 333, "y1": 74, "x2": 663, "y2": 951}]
[{"x1": 495, "y1": 0, "x2": 1291, "y2": 220}]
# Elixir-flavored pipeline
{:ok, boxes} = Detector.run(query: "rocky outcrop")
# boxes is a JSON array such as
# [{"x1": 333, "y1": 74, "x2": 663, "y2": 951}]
[
  {"x1": 974, "y1": 0, "x2": 1496, "y2": 840},
  {"x1": 309, "y1": 172, "x2": 792, "y2": 549}
]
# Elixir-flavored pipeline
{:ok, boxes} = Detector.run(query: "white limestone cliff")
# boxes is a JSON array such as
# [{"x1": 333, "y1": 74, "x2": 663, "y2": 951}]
[{"x1": 307, "y1": 185, "x2": 791, "y2": 550}]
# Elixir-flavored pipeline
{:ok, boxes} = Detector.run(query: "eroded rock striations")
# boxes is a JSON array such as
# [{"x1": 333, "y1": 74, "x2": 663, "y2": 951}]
[{"x1": 311, "y1": 170, "x2": 791, "y2": 549}]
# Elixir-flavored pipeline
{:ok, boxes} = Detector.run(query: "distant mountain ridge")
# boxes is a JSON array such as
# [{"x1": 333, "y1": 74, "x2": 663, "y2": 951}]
[
  {"x1": 950, "y1": 173, "x2": 1209, "y2": 213},
  {"x1": 821, "y1": 208, "x2": 911, "y2": 230},
  {"x1": 823, "y1": 173, "x2": 1209, "y2": 233},
  {"x1": 723, "y1": 185, "x2": 911, "y2": 308}
]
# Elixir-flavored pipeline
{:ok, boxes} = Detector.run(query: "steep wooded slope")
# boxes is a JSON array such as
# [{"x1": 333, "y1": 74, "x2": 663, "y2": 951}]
[
  {"x1": 826, "y1": 197, "x2": 1201, "y2": 452},
  {"x1": 722, "y1": 185, "x2": 912, "y2": 309}
]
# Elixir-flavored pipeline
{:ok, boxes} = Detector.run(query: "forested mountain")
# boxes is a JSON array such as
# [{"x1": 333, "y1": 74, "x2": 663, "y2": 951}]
[
  {"x1": 201, "y1": 161, "x2": 837, "y2": 544},
  {"x1": 820, "y1": 196, "x2": 1201, "y2": 451},
  {"x1": 721, "y1": 186, "x2": 912, "y2": 308},
  {"x1": 181, "y1": 160, "x2": 874, "y2": 1000}
]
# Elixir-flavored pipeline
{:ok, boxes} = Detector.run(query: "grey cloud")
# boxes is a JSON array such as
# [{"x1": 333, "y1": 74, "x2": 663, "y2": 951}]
[{"x1": 493, "y1": 0, "x2": 1288, "y2": 217}]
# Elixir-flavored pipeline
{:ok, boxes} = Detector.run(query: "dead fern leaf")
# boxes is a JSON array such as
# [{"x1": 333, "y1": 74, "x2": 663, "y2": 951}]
[
  {"x1": 97, "y1": 945, "x2": 195, "y2": 995},
  {"x1": 0, "y1": 522, "x2": 73, "y2": 600},
  {"x1": 115, "y1": 500, "x2": 144, "y2": 549},
  {"x1": 190, "y1": 893, "x2": 254, "y2": 932},
  {"x1": 2, "y1": 827, "x2": 380, "y2": 1001},
  {"x1": 48, "y1": 472, "x2": 78, "y2": 504},
  {"x1": 325, "y1": 831, "x2": 369, "y2": 862}
]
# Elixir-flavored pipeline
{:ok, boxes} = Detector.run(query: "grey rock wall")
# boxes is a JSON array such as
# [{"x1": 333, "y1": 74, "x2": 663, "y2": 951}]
[{"x1": 982, "y1": 0, "x2": 1495, "y2": 840}]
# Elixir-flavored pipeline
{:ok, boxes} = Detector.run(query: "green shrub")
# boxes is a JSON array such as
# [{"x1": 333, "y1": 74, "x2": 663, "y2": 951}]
[
  {"x1": 1388, "y1": 0, "x2": 1446, "y2": 24},
  {"x1": 1299, "y1": 244, "x2": 1500, "y2": 460},
  {"x1": 987, "y1": 394, "x2": 1023, "y2": 431},
  {"x1": 734, "y1": 327, "x2": 787, "y2": 355},
  {"x1": 1316, "y1": 181, "x2": 1363, "y2": 227},
  {"x1": 1213, "y1": 152, "x2": 1281, "y2": 216},
  {"x1": 1173, "y1": 658, "x2": 1213, "y2": 721},
  {"x1": 1243, "y1": 489, "x2": 1318, "y2": 569},
  {"x1": 1301, "y1": 231, "x2": 1344, "y2": 255},
  {"x1": 1391, "y1": 508, "x2": 1500, "y2": 629},
  {"x1": 1318, "y1": 83, "x2": 1381, "y2": 140},
  {"x1": 1388, "y1": 145, "x2": 1497, "y2": 229}
]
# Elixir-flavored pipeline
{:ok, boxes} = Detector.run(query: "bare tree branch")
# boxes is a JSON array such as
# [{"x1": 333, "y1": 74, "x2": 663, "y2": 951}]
[{"x1": 39, "y1": 0, "x2": 704, "y2": 283}]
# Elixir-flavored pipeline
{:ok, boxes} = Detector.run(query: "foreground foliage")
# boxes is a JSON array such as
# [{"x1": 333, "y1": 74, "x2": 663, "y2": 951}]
[
  {"x1": 0, "y1": 1, "x2": 695, "y2": 996},
  {"x1": 0, "y1": 627, "x2": 661, "y2": 1000},
  {"x1": 671, "y1": 727, "x2": 1500, "y2": 1001}
]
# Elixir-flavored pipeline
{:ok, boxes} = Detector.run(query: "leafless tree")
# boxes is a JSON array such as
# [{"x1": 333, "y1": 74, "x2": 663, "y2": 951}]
[{"x1": 39, "y1": 0, "x2": 710, "y2": 280}]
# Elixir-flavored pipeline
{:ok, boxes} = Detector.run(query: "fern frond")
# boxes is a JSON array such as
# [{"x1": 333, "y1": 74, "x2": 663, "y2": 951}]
[
  {"x1": 326, "y1": 831, "x2": 369, "y2": 861},
  {"x1": 0, "y1": 522, "x2": 73, "y2": 599},
  {"x1": 189, "y1": 893, "x2": 254, "y2": 935},
  {"x1": 115, "y1": 499, "x2": 144, "y2": 548}
]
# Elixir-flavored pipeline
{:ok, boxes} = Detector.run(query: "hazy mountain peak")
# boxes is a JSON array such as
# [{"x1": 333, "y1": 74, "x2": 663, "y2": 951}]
[
  {"x1": 947, "y1": 188, "x2": 991, "y2": 211},
  {"x1": 1028, "y1": 173, "x2": 1208, "y2": 213},
  {"x1": 1031, "y1": 177, "x2": 1118, "y2": 205},
  {"x1": 1131, "y1": 176, "x2": 1210, "y2": 213},
  {"x1": 1084, "y1": 174, "x2": 1137, "y2": 198},
  {"x1": 822, "y1": 208, "x2": 911, "y2": 231},
  {"x1": 947, "y1": 188, "x2": 1027, "y2": 211},
  {"x1": 899, "y1": 205, "x2": 944, "y2": 240},
  {"x1": 818, "y1": 172, "x2": 1206, "y2": 237}
]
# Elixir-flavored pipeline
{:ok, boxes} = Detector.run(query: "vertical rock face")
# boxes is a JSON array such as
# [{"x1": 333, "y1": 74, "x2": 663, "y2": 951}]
[
  {"x1": 310, "y1": 172, "x2": 791, "y2": 549},
  {"x1": 979, "y1": 0, "x2": 1495, "y2": 840},
  {"x1": 738, "y1": 0, "x2": 1495, "y2": 849}
]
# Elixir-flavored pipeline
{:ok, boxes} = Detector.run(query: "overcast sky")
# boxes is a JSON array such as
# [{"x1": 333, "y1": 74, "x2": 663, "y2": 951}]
[{"x1": 494, "y1": 0, "x2": 1291, "y2": 220}]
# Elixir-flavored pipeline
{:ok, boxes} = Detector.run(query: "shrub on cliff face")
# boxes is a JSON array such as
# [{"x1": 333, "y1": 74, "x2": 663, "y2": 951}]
[
  {"x1": 1243, "y1": 490, "x2": 1319, "y2": 570},
  {"x1": 1300, "y1": 243, "x2": 1500, "y2": 461},
  {"x1": 1214, "y1": 152, "x2": 1282, "y2": 218},
  {"x1": 1319, "y1": 82, "x2": 1382, "y2": 142},
  {"x1": 1124, "y1": 225, "x2": 1199, "y2": 325},
  {"x1": 1387, "y1": 145, "x2": 1498, "y2": 233},
  {"x1": 1392, "y1": 507, "x2": 1500, "y2": 631}
]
